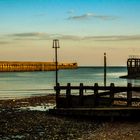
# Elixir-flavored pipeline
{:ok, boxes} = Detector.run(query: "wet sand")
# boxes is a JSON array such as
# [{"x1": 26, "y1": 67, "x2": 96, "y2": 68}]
[{"x1": 0, "y1": 95, "x2": 140, "y2": 140}]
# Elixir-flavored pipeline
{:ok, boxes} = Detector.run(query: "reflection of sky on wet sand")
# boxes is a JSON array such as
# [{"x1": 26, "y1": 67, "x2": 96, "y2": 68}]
[{"x1": 20, "y1": 103, "x2": 55, "y2": 111}]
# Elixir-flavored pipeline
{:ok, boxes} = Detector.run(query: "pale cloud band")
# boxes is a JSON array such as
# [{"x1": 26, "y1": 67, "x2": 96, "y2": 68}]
[
  {"x1": 7, "y1": 32, "x2": 140, "y2": 41},
  {"x1": 83, "y1": 35, "x2": 140, "y2": 41},
  {"x1": 9, "y1": 32, "x2": 46, "y2": 37},
  {"x1": 67, "y1": 13, "x2": 118, "y2": 20},
  {"x1": 8, "y1": 33, "x2": 81, "y2": 41},
  {"x1": 0, "y1": 41, "x2": 10, "y2": 44}
]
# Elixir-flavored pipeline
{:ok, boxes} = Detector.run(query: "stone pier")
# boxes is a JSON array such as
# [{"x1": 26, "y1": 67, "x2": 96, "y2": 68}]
[{"x1": 0, "y1": 61, "x2": 77, "y2": 72}]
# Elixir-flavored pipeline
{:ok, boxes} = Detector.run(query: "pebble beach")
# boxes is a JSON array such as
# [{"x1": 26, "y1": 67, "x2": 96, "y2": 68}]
[{"x1": 0, "y1": 95, "x2": 140, "y2": 140}]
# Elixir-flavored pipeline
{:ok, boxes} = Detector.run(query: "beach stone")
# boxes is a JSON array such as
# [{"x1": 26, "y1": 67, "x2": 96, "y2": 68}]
[{"x1": 1, "y1": 96, "x2": 140, "y2": 140}]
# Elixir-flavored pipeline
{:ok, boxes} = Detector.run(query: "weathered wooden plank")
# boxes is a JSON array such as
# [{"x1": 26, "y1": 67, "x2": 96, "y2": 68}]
[
  {"x1": 66, "y1": 83, "x2": 71, "y2": 107},
  {"x1": 110, "y1": 83, "x2": 115, "y2": 106},
  {"x1": 55, "y1": 85, "x2": 140, "y2": 91},
  {"x1": 56, "y1": 83, "x2": 60, "y2": 108},
  {"x1": 127, "y1": 83, "x2": 132, "y2": 106},
  {"x1": 55, "y1": 83, "x2": 140, "y2": 108},
  {"x1": 79, "y1": 83, "x2": 84, "y2": 106},
  {"x1": 94, "y1": 83, "x2": 99, "y2": 107}
]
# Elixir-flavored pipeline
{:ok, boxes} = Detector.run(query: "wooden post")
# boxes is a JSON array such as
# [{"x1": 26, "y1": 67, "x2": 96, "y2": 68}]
[
  {"x1": 94, "y1": 83, "x2": 99, "y2": 107},
  {"x1": 66, "y1": 83, "x2": 71, "y2": 107},
  {"x1": 127, "y1": 83, "x2": 132, "y2": 106},
  {"x1": 104, "y1": 53, "x2": 107, "y2": 87},
  {"x1": 52, "y1": 39, "x2": 60, "y2": 87},
  {"x1": 110, "y1": 83, "x2": 114, "y2": 106},
  {"x1": 79, "y1": 83, "x2": 84, "y2": 106},
  {"x1": 55, "y1": 83, "x2": 60, "y2": 108}
]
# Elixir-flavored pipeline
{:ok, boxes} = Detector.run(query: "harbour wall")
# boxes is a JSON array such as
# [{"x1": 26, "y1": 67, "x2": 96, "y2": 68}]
[{"x1": 0, "y1": 61, "x2": 77, "y2": 72}]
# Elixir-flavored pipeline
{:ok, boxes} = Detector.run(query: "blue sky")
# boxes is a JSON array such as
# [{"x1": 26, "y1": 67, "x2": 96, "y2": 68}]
[{"x1": 0, "y1": 0, "x2": 140, "y2": 66}]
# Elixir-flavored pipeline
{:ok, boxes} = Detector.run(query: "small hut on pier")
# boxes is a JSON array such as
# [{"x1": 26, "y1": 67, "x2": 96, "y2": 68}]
[{"x1": 127, "y1": 56, "x2": 140, "y2": 78}]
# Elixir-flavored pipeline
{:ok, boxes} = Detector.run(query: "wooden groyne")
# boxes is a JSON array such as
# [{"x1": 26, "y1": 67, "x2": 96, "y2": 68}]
[
  {"x1": 49, "y1": 83, "x2": 140, "y2": 118},
  {"x1": 55, "y1": 83, "x2": 140, "y2": 108},
  {"x1": 0, "y1": 61, "x2": 77, "y2": 72}
]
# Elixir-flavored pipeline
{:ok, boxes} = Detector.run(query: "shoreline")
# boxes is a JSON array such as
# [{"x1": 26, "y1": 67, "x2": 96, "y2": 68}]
[
  {"x1": 120, "y1": 75, "x2": 140, "y2": 79},
  {"x1": 0, "y1": 94, "x2": 56, "y2": 109},
  {"x1": 1, "y1": 95, "x2": 140, "y2": 139}
]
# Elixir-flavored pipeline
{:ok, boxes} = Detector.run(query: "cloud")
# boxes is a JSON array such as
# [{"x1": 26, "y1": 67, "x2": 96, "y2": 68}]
[
  {"x1": 67, "y1": 13, "x2": 118, "y2": 20},
  {"x1": 83, "y1": 35, "x2": 140, "y2": 41},
  {"x1": 8, "y1": 32, "x2": 82, "y2": 41},
  {"x1": 10, "y1": 32, "x2": 47, "y2": 37},
  {"x1": 51, "y1": 34, "x2": 82, "y2": 40},
  {"x1": 0, "y1": 41, "x2": 10, "y2": 44},
  {"x1": 6, "y1": 32, "x2": 140, "y2": 41},
  {"x1": 46, "y1": 34, "x2": 140, "y2": 41}
]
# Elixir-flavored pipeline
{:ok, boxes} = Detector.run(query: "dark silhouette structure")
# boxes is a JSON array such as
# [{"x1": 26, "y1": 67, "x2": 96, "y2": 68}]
[
  {"x1": 104, "y1": 53, "x2": 107, "y2": 87},
  {"x1": 120, "y1": 56, "x2": 140, "y2": 79},
  {"x1": 52, "y1": 39, "x2": 60, "y2": 86},
  {"x1": 49, "y1": 82, "x2": 140, "y2": 117},
  {"x1": 127, "y1": 56, "x2": 140, "y2": 78}
]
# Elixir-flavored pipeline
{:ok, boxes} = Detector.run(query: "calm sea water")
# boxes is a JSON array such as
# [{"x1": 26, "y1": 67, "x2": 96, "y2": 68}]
[{"x1": 0, "y1": 67, "x2": 139, "y2": 99}]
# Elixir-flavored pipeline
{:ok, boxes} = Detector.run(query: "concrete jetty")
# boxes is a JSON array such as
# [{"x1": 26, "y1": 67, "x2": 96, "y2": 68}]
[{"x1": 0, "y1": 61, "x2": 77, "y2": 72}]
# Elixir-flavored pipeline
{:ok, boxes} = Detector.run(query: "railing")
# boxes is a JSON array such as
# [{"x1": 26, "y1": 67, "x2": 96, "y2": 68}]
[
  {"x1": 55, "y1": 83, "x2": 140, "y2": 108},
  {"x1": 129, "y1": 55, "x2": 140, "y2": 59}
]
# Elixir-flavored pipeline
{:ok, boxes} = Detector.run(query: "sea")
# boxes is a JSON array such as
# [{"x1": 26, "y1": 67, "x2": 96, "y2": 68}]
[{"x1": 0, "y1": 66, "x2": 140, "y2": 100}]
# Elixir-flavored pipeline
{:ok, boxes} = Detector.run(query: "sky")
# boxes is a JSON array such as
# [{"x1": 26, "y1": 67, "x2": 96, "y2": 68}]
[{"x1": 0, "y1": 0, "x2": 140, "y2": 66}]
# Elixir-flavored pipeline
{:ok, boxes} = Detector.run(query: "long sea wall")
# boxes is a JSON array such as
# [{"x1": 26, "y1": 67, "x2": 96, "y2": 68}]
[{"x1": 0, "y1": 61, "x2": 77, "y2": 72}]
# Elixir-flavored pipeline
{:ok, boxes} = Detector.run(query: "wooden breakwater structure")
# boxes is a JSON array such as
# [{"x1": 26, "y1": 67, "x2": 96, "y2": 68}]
[
  {"x1": 0, "y1": 61, "x2": 77, "y2": 72},
  {"x1": 120, "y1": 56, "x2": 140, "y2": 79},
  {"x1": 127, "y1": 57, "x2": 140, "y2": 78},
  {"x1": 49, "y1": 83, "x2": 140, "y2": 118}
]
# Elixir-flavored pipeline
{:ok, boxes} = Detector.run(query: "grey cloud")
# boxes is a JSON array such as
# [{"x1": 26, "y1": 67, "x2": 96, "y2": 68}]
[
  {"x1": 9, "y1": 32, "x2": 82, "y2": 41},
  {"x1": 67, "y1": 13, "x2": 118, "y2": 20},
  {"x1": 53, "y1": 34, "x2": 82, "y2": 40},
  {"x1": 46, "y1": 34, "x2": 140, "y2": 41},
  {"x1": 84, "y1": 35, "x2": 140, "y2": 41},
  {"x1": 0, "y1": 41, "x2": 10, "y2": 44},
  {"x1": 47, "y1": 34, "x2": 140, "y2": 41},
  {"x1": 10, "y1": 32, "x2": 47, "y2": 37},
  {"x1": 6, "y1": 32, "x2": 140, "y2": 41},
  {"x1": 48, "y1": 34, "x2": 140, "y2": 41}
]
